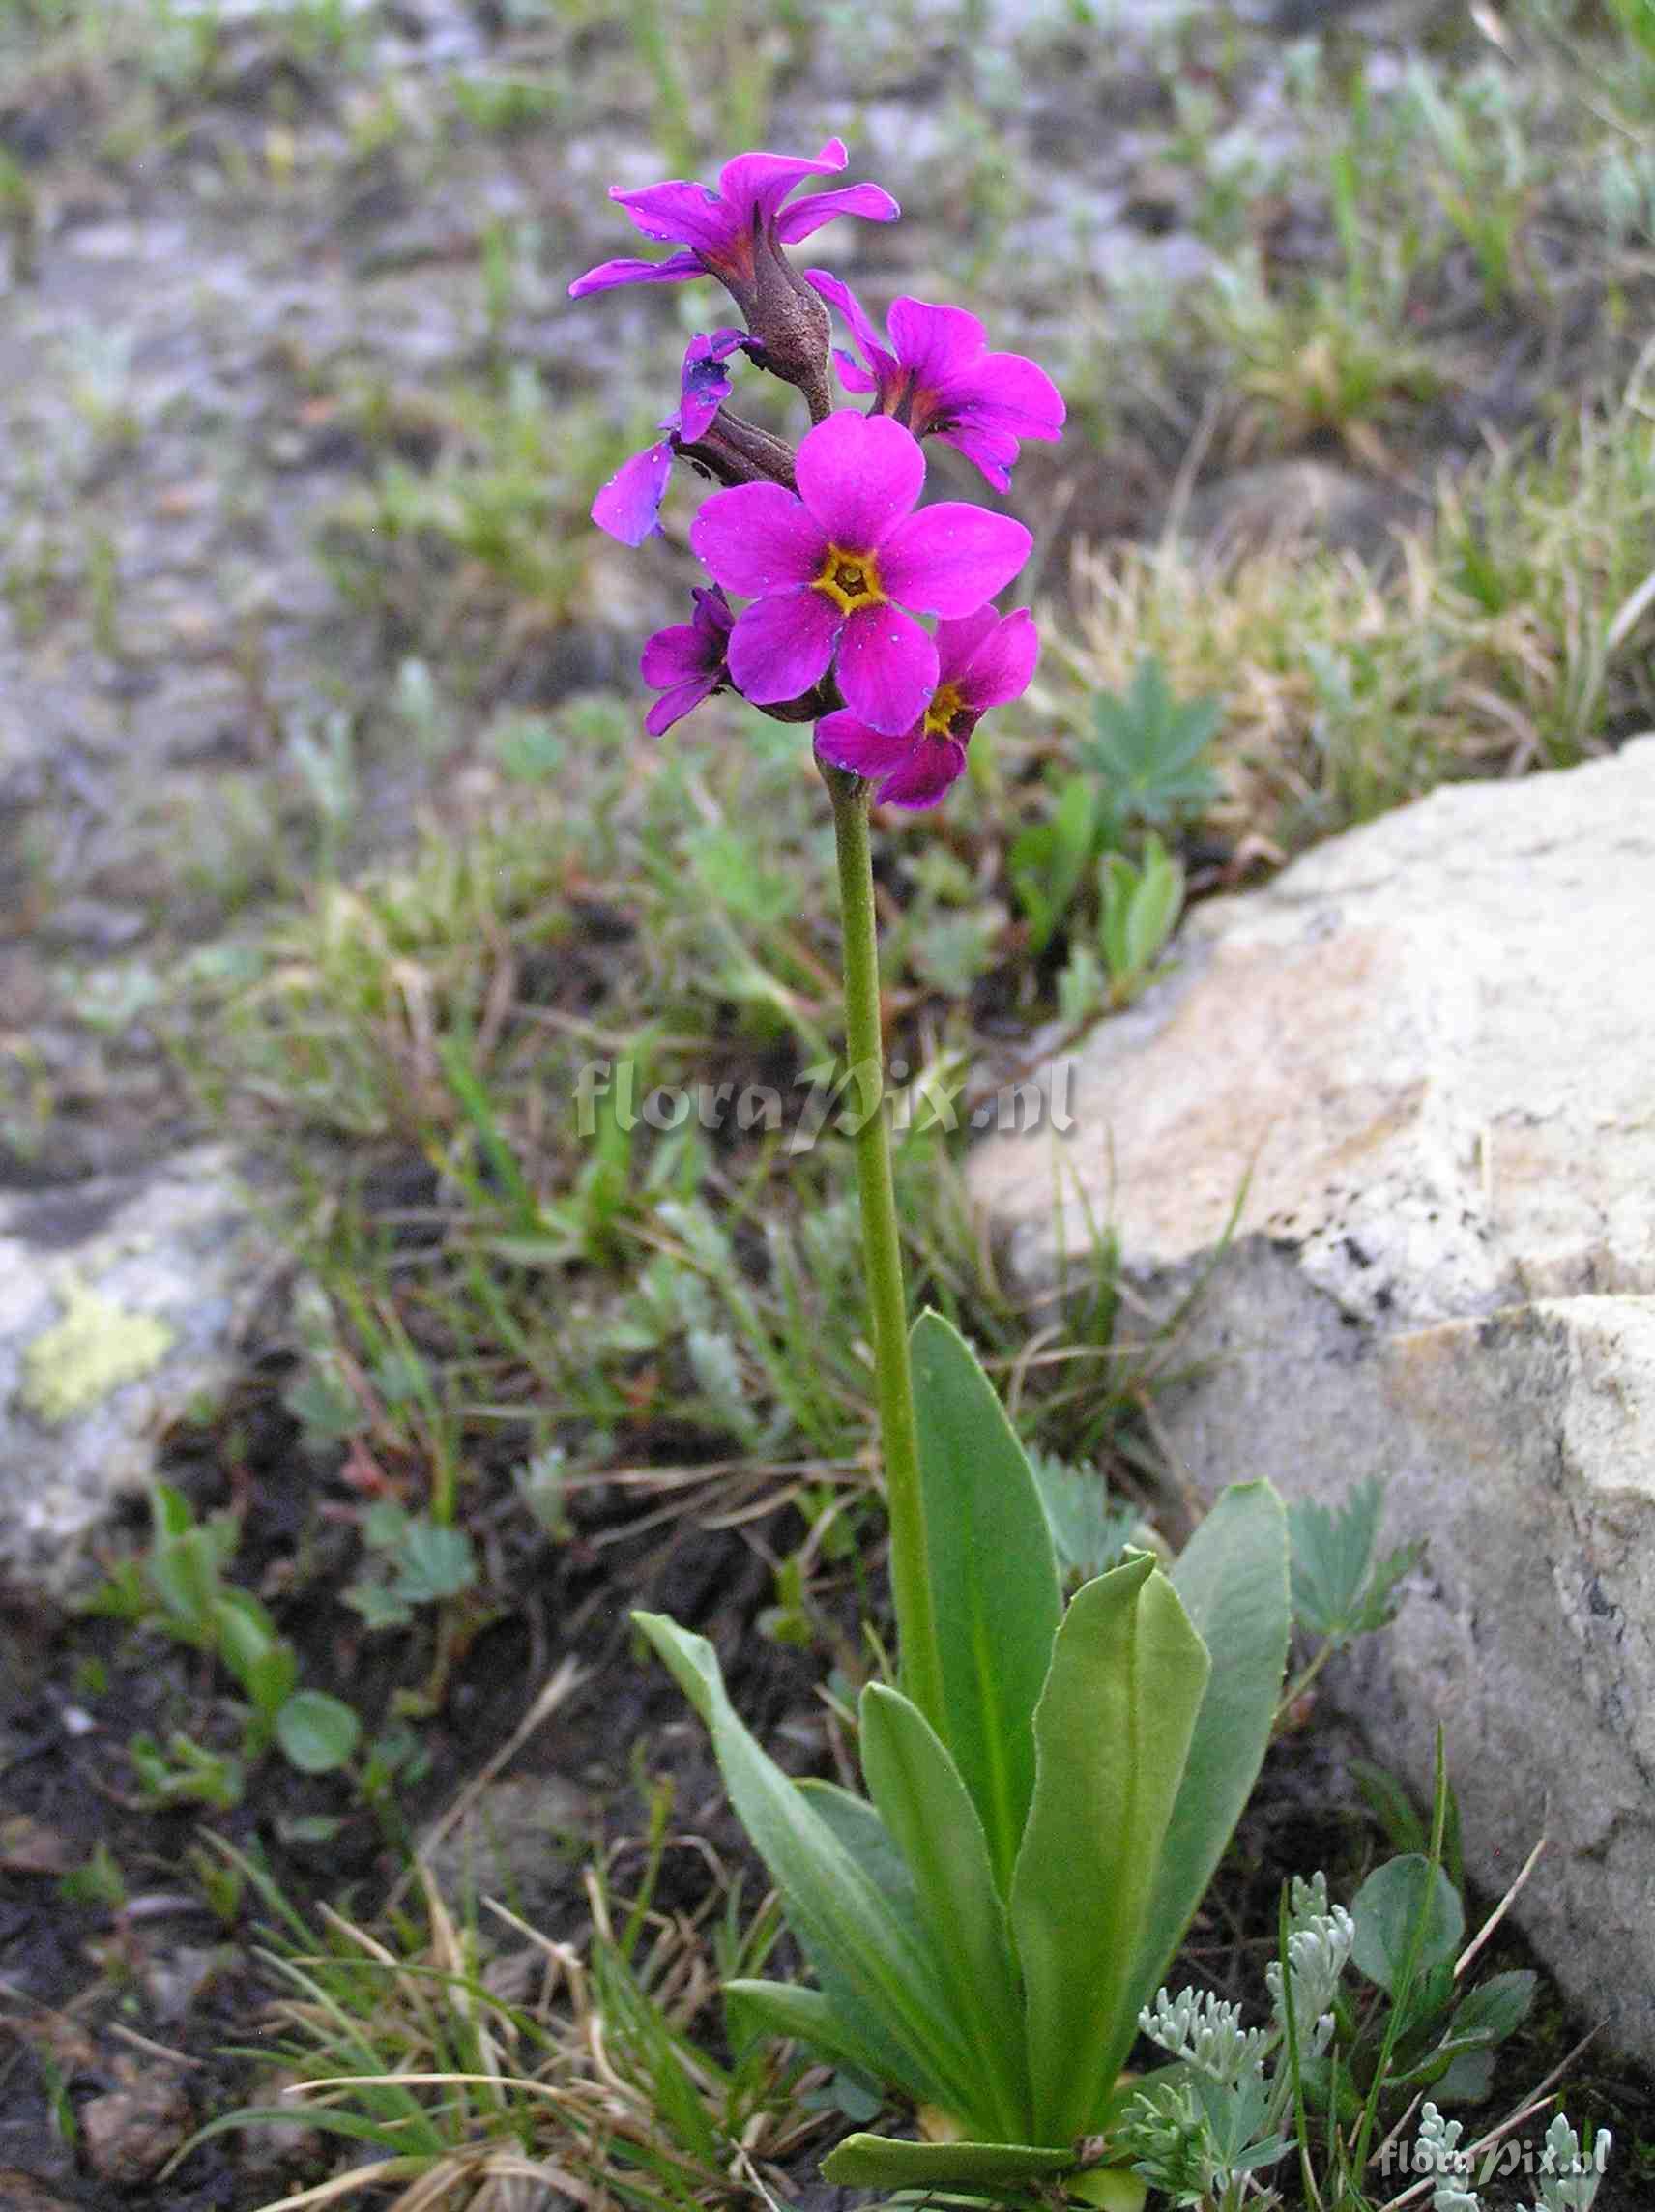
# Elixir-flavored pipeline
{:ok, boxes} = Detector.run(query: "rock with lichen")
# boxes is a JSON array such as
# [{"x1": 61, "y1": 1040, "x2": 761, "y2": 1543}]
[{"x1": 0, "y1": 1145, "x2": 281, "y2": 1591}]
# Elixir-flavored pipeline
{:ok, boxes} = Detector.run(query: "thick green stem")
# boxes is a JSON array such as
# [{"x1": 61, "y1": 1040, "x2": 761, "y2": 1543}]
[{"x1": 827, "y1": 769, "x2": 944, "y2": 1731}]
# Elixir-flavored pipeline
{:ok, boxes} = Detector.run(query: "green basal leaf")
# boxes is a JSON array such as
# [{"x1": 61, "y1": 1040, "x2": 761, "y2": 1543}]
[
  {"x1": 859, "y1": 1684, "x2": 1030, "y2": 2141},
  {"x1": 792, "y1": 1781, "x2": 933, "y2": 2096},
  {"x1": 1131, "y1": 1480, "x2": 1290, "y2": 2017},
  {"x1": 911, "y1": 1310, "x2": 1061, "y2": 1897},
  {"x1": 633, "y1": 1612, "x2": 978, "y2": 2118},
  {"x1": 1010, "y1": 1557, "x2": 1209, "y2": 2144},
  {"x1": 1350, "y1": 1855, "x2": 1464, "y2": 1993},
  {"x1": 820, "y1": 2132, "x2": 1073, "y2": 2193},
  {"x1": 723, "y1": 1979, "x2": 892, "y2": 2082}
]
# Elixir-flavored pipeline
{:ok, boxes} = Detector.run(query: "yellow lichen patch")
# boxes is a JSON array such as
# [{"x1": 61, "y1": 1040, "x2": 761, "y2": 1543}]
[{"x1": 20, "y1": 1278, "x2": 176, "y2": 1425}]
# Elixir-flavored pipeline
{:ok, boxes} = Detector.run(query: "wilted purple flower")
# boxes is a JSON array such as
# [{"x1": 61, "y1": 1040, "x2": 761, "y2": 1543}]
[
  {"x1": 568, "y1": 141, "x2": 897, "y2": 303},
  {"x1": 592, "y1": 329, "x2": 745, "y2": 547},
  {"x1": 806, "y1": 271, "x2": 1064, "y2": 492},
  {"x1": 814, "y1": 604, "x2": 1039, "y2": 809},
  {"x1": 640, "y1": 586, "x2": 735, "y2": 735},
  {"x1": 689, "y1": 411, "x2": 1031, "y2": 737}
]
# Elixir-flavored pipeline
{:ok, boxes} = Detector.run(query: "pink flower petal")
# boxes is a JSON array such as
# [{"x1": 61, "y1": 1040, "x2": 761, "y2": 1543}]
[
  {"x1": 957, "y1": 606, "x2": 1039, "y2": 710},
  {"x1": 878, "y1": 502, "x2": 1032, "y2": 618},
  {"x1": 935, "y1": 421, "x2": 1018, "y2": 491},
  {"x1": 876, "y1": 736, "x2": 968, "y2": 809},
  {"x1": 690, "y1": 584, "x2": 735, "y2": 644},
  {"x1": 717, "y1": 140, "x2": 848, "y2": 218},
  {"x1": 832, "y1": 350, "x2": 880, "y2": 395},
  {"x1": 592, "y1": 443, "x2": 673, "y2": 545},
  {"x1": 837, "y1": 603, "x2": 939, "y2": 735},
  {"x1": 804, "y1": 268, "x2": 891, "y2": 372},
  {"x1": 727, "y1": 587, "x2": 841, "y2": 704},
  {"x1": 934, "y1": 607, "x2": 1002, "y2": 684},
  {"x1": 813, "y1": 709, "x2": 920, "y2": 780},
  {"x1": 610, "y1": 180, "x2": 732, "y2": 252},
  {"x1": 887, "y1": 296, "x2": 988, "y2": 390},
  {"x1": 960, "y1": 349, "x2": 1067, "y2": 437},
  {"x1": 675, "y1": 334, "x2": 739, "y2": 444},
  {"x1": 645, "y1": 672, "x2": 721, "y2": 736},
  {"x1": 795, "y1": 410, "x2": 924, "y2": 551},
  {"x1": 690, "y1": 484, "x2": 827, "y2": 596},
  {"x1": 567, "y1": 251, "x2": 704, "y2": 298},
  {"x1": 641, "y1": 620, "x2": 711, "y2": 688},
  {"x1": 776, "y1": 181, "x2": 900, "y2": 242}
]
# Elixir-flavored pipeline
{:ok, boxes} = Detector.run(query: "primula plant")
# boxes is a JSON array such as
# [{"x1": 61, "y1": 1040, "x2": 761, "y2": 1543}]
[{"x1": 569, "y1": 138, "x2": 1292, "y2": 2200}]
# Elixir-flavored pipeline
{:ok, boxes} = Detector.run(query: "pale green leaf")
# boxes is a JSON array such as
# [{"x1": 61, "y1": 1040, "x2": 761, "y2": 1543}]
[
  {"x1": 634, "y1": 1612, "x2": 977, "y2": 2116},
  {"x1": 276, "y1": 1691, "x2": 362, "y2": 1774},
  {"x1": 1131, "y1": 1480, "x2": 1290, "y2": 2015},
  {"x1": 911, "y1": 1310, "x2": 1061, "y2": 1895},
  {"x1": 1350, "y1": 1855, "x2": 1464, "y2": 1993},
  {"x1": 1010, "y1": 1557, "x2": 1209, "y2": 2143},
  {"x1": 820, "y1": 2132, "x2": 1073, "y2": 2192},
  {"x1": 860, "y1": 1684, "x2": 1030, "y2": 2140}
]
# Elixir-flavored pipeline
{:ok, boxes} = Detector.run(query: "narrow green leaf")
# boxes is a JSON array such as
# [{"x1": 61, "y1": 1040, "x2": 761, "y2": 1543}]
[
  {"x1": 211, "y1": 1589, "x2": 279, "y2": 1685},
  {"x1": 1010, "y1": 1558, "x2": 1209, "y2": 2143},
  {"x1": 1131, "y1": 1481, "x2": 1290, "y2": 2015},
  {"x1": 792, "y1": 1781, "x2": 931, "y2": 2096},
  {"x1": 146, "y1": 1528, "x2": 220, "y2": 1643},
  {"x1": 634, "y1": 1612, "x2": 978, "y2": 2117},
  {"x1": 911, "y1": 1311, "x2": 1061, "y2": 1896},
  {"x1": 860, "y1": 1685, "x2": 1030, "y2": 2140},
  {"x1": 723, "y1": 1979, "x2": 891, "y2": 2080},
  {"x1": 821, "y1": 2133, "x2": 1073, "y2": 2192}
]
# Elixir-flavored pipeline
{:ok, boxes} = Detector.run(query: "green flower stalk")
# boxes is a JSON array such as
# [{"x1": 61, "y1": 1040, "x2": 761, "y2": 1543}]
[{"x1": 825, "y1": 763, "x2": 944, "y2": 1730}]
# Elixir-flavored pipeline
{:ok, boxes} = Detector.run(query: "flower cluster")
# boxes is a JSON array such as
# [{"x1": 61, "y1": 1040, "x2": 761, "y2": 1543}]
[{"x1": 569, "y1": 136, "x2": 1064, "y2": 810}]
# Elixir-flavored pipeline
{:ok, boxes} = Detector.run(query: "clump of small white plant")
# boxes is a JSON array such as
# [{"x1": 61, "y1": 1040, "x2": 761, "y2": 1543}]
[
  {"x1": 1118, "y1": 1872, "x2": 1611, "y2": 2212},
  {"x1": 1119, "y1": 1874, "x2": 1350, "y2": 2207},
  {"x1": 1413, "y1": 2105, "x2": 1611, "y2": 2212}
]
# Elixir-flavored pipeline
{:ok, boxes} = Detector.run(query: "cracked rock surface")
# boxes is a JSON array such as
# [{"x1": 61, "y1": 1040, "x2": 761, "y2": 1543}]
[{"x1": 969, "y1": 736, "x2": 1655, "y2": 2063}]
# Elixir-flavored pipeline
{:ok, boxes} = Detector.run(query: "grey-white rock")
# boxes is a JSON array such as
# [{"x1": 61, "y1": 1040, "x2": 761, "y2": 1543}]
[
  {"x1": 969, "y1": 737, "x2": 1655, "y2": 2062},
  {"x1": 0, "y1": 1145, "x2": 279, "y2": 1590}
]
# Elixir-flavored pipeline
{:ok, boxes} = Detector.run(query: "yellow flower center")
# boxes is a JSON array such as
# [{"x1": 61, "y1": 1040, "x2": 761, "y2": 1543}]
[
  {"x1": 814, "y1": 543, "x2": 886, "y2": 615},
  {"x1": 922, "y1": 683, "x2": 973, "y2": 741}
]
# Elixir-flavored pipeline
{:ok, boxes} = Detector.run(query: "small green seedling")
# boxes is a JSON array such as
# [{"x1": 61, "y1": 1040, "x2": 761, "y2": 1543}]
[
  {"x1": 83, "y1": 1487, "x2": 362, "y2": 1796},
  {"x1": 344, "y1": 1499, "x2": 479, "y2": 1632},
  {"x1": 1099, "y1": 832, "x2": 1185, "y2": 1005}
]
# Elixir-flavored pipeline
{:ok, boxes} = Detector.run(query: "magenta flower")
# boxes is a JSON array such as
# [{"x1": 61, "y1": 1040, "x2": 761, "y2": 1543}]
[
  {"x1": 806, "y1": 271, "x2": 1064, "y2": 493},
  {"x1": 814, "y1": 605, "x2": 1039, "y2": 808},
  {"x1": 568, "y1": 141, "x2": 898, "y2": 303},
  {"x1": 688, "y1": 411, "x2": 1031, "y2": 736},
  {"x1": 592, "y1": 329, "x2": 745, "y2": 547},
  {"x1": 641, "y1": 586, "x2": 734, "y2": 736}
]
